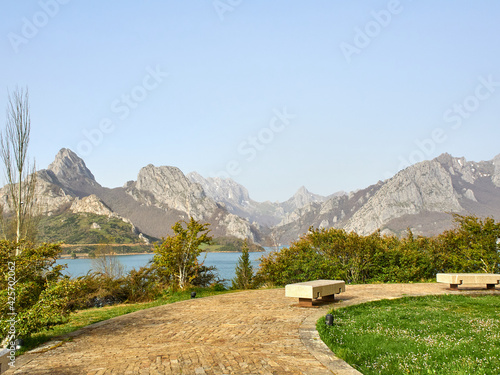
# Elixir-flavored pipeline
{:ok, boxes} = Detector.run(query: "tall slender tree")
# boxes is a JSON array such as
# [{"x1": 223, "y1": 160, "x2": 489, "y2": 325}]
[{"x1": 1, "y1": 87, "x2": 37, "y2": 251}]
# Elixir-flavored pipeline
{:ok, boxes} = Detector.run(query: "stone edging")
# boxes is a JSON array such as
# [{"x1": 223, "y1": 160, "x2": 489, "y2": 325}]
[
  {"x1": 299, "y1": 307, "x2": 362, "y2": 375},
  {"x1": 298, "y1": 285, "x2": 499, "y2": 375}
]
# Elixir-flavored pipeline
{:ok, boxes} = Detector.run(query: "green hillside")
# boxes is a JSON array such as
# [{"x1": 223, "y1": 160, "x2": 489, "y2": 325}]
[
  {"x1": 37, "y1": 213, "x2": 263, "y2": 255},
  {"x1": 201, "y1": 236, "x2": 265, "y2": 252},
  {"x1": 37, "y1": 212, "x2": 158, "y2": 249}
]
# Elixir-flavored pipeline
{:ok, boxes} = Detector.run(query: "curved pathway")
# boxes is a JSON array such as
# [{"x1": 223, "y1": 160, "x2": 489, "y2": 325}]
[{"x1": 6, "y1": 283, "x2": 497, "y2": 375}]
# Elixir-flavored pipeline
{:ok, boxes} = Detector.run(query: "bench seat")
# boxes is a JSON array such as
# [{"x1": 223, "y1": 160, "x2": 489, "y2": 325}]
[
  {"x1": 285, "y1": 279, "x2": 345, "y2": 307},
  {"x1": 436, "y1": 273, "x2": 500, "y2": 290}
]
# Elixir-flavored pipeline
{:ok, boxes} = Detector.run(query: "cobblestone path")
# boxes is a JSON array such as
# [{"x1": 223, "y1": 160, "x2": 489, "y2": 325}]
[{"x1": 6, "y1": 283, "x2": 496, "y2": 375}]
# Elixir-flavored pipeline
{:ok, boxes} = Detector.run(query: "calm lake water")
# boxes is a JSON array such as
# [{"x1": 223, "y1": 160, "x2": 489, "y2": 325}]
[{"x1": 56, "y1": 247, "x2": 277, "y2": 285}]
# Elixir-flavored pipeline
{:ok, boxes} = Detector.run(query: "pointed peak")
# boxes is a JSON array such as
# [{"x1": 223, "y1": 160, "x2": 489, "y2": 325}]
[
  {"x1": 295, "y1": 186, "x2": 309, "y2": 194},
  {"x1": 48, "y1": 148, "x2": 96, "y2": 183}
]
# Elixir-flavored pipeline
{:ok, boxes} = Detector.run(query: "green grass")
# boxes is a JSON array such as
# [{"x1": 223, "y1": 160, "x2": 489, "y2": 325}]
[
  {"x1": 317, "y1": 294, "x2": 500, "y2": 375},
  {"x1": 19, "y1": 288, "x2": 233, "y2": 355}
]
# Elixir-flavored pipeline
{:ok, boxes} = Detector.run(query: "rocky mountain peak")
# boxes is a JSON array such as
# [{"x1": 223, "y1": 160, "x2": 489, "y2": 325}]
[
  {"x1": 187, "y1": 172, "x2": 251, "y2": 205},
  {"x1": 129, "y1": 164, "x2": 216, "y2": 221},
  {"x1": 48, "y1": 148, "x2": 96, "y2": 182},
  {"x1": 279, "y1": 186, "x2": 327, "y2": 213}
]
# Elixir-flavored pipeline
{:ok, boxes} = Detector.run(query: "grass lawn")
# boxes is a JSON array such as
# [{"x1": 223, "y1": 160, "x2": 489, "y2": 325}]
[
  {"x1": 317, "y1": 294, "x2": 500, "y2": 375},
  {"x1": 19, "y1": 288, "x2": 233, "y2": 356}
]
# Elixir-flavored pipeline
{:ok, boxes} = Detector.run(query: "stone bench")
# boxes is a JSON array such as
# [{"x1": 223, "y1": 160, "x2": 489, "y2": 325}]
[
  {"x1": 285, "y1": 279, "x2": 345, "y2": 307},
  {"x1": 436, "y1": 273, "x2": 500, "y2": 290},
  {"x1": 0, "y1": 348, "x2": 11, "y2": 374}
]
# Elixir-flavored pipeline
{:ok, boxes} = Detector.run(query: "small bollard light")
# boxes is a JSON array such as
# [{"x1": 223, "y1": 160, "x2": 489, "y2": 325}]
[
  {"x1": 325, "y1": 314, "x2": 334, "y2": 326},
  {"x1": 191, "y1": 291, "x2": 196, "y2": 299},
  {"x1": 15, "y1": 338, "x2": 23, "y2": 350}
]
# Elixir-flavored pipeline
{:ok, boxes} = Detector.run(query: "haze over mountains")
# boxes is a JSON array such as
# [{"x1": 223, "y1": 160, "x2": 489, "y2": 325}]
[{"x1": 2, "y1": 148, "x2": 500, "y2": 246}]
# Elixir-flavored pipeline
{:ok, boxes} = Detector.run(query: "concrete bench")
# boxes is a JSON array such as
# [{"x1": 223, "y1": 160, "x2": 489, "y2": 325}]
[
  {"x1": 436, "y1": 273, "x2": 500, "y2": 290},
  {"x1": 285, "y1": 279, "x2": 345, "y2": 307},
  {"x1": 0, "y1": 348, "x2": 11, "y2": 374}
]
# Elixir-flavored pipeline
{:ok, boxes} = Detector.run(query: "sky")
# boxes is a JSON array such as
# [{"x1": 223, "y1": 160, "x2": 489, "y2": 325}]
[{"x1": 1, "y1": 1, "x2": 500, "y2": 202}]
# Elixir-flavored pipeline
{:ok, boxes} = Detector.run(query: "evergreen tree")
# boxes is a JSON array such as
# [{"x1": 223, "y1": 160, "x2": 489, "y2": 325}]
[{"x1": 232, "y1": 240, "x2": 253, "y2": 289}]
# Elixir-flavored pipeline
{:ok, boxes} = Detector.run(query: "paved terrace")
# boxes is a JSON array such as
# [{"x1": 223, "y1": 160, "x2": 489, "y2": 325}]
[{"x1": 6, "y1": 283, "x2": 498, "y2": 375}]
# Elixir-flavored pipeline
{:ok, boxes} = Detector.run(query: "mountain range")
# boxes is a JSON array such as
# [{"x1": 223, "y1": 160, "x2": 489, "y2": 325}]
[{"x1": 2, "y1": 148, "x2": 500, "y2": 246}]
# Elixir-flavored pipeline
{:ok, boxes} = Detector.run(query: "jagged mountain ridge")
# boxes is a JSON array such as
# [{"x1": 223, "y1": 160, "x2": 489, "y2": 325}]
[
  {"x1": 187, "y1": 172, "x2": 339, "y2": 227},
  {"x1": 4, "y1": 148, "x2": 500, "y2": 246},
  {"x1": 271, "y1": 152, "x2": 500, "y2": 244},
  {"x1": 30, "y1": 149, "x2": 261, "y2": 242}
]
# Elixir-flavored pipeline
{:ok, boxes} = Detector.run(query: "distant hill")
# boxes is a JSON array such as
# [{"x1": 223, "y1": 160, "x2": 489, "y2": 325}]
[{"x1": 37, "y1": 211, "x2": 158, "y2": 247}]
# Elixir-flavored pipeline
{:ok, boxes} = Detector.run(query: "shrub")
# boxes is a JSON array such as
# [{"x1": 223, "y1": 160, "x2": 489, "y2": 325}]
[
  {"x1": 257, "y1": 215, "x2": 500, "y2": 286},
  {"x1": 0, "y1": 241, "x2": 84, "y2": 342}
]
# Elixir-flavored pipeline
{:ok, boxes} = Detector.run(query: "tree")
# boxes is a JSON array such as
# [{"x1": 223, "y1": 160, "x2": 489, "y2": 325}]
[
  {"x1": 1, "y1": 87, "x2": 38, "y2": 250},
  {"x1": 232, "y1": 240, "x2": 254, "y2": 289},
  {"x1": 91, "y1": 244, "x2": 125, "y2": 279},
  {"x1": 153, "y1": 218, "x2": 212, "y2": 290},
  {"x1": 437, "y1": 214, "x2": 500, "y2": 273}
]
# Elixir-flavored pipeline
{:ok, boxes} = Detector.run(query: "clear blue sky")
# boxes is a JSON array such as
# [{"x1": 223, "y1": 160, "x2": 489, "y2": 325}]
[{"x1": 1, "y1": 1, "x2": 500, "y2": 202}]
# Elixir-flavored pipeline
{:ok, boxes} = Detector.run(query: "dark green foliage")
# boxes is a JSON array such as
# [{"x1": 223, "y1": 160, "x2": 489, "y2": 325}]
[
  {"x1": 231, "y1": 240, "x2": 254, "y2": 289},
  {"x1": 436, "y1": 214, "x2": 500, "y2": 273},
  {"x1": 153, "y1": 218, "x2": 214, "y2": 290},
  {"x1": 257, "y1": 214, "x2": 500, "y2": 286},
  {"x1": 0, "y1": 241, "x2": 85, "y2": 341}
]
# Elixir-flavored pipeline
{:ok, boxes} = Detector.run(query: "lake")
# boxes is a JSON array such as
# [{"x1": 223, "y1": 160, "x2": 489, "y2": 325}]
[{"x1": 56, "y1": 247, "x2": 277, "y2": 286}]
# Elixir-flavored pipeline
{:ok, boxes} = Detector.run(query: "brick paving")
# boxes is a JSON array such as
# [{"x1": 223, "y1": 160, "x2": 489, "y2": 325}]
[{"x1": 5, "y1": 283, "x2": 497, "y2": 375}]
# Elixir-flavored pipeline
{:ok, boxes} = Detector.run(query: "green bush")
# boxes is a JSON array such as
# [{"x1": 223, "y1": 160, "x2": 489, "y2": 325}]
[
  {"x1": 0, "y1": 241, "x2": 85, "y2": 342},
  {"x1": 256, "y1": 214, "x2": 500, "y2": 286}
]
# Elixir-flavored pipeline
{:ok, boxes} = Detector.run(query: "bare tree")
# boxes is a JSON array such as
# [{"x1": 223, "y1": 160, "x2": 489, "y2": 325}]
[
  {"x1": 1, "y1": 87, "x2": 38, "y2": 252},
  {"x1": 91, "y1": 244, "x2": 125, "y2": 279}
]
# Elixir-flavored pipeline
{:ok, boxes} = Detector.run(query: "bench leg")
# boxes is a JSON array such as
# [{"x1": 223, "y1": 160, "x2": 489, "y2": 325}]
[
  {"x1": 321, "y1": 295, "x2": 335, "y2": 302},
  {"x1": 298, "y1": 298, "x2": 313, "y2": 307},
  {"x1": 450, "y1": 284, "x2": 459, "y2": 290},
  {"x1": 486, "y1": 284, "x2": 496, "y2": 290}
]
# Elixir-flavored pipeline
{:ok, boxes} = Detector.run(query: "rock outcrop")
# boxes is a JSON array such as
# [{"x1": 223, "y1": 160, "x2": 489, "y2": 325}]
[
  {"x1": 47, "y1": 148, "x2": 101, "y2": 196},
  {"x1": 121, "y1": 165, "x2": 259, "y2": 241},
  {"x1": 70, "y1": 194, "x2": 116, "y2": 217}
]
